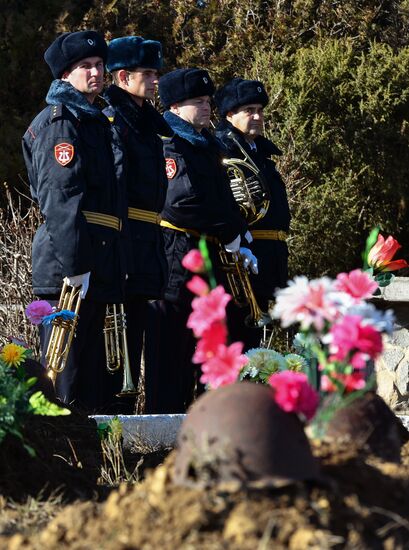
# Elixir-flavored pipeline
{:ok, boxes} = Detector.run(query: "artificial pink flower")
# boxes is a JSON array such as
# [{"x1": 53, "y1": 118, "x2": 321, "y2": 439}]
[
  {"x1": 334, "y1": 269, "x2": 378, "y2": 301},
  {"x1": 192, "y1": 321, "x2": 227, "y2": 363},
  {"x1": 272, "y1": 276, "x2": 340, "y2": 332},
  {"x1": 187, "y1": 285, "x2": 231, "y2": 337},
  {"x1": 186, "y1": 275, "x2": 209, "y2": 296},
  {"x1": 200, "y1": 341, "x2": 248, "y2": 389},
  {"x1": 328, "y1": 315, "x2": 383, "y2": 367},
  {"x1": 25, "y1": 300, "x2": 53, "y2": 325},
  {"x1": 321, "y1": 371, "x2": 366, "y2": 393},
  {"x1": 268, "y1": 371, "x2": 319, "y2": 421},
  {"x1": 182, "y1": 249, "x2": 205, "y2": 273},
  {"x1": 367, "y1": 234, "x2": 409, "y2": 272}
]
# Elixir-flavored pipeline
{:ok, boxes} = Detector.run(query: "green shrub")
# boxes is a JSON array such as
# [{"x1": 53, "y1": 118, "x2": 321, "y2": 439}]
[{"x1": 248, "y1": 39, "x2": 409, "y2": 276}]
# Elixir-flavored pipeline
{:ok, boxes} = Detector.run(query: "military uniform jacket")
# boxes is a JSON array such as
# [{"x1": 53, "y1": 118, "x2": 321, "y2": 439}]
[
  {"x1": 161, "y1": 110, "x2": 248, "y2": 303},
  {"x1": 103, "y1": 86, "x2": 172, "y2": 299},
  {"x1": 22, "y1": 80, "x2": 128, "y2": 303},
  {"x1": 215, "y1": 119, "x2": 291, "y2": 297}
]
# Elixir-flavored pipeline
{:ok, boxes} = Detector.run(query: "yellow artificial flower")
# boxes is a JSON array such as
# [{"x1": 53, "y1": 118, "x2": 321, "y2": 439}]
[{"x1": 0, "y1": 343, "x2": 27, "y2": 368}]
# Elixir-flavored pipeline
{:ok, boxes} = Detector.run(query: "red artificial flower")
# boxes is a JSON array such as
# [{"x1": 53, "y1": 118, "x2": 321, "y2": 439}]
[
  {"x1": 200, "y1": 341, "x2": 248, "y2": 389},
  {"x1": 187, "y1": 285, "x2": 231, "y2": 337},
  {"x1": 192, "y1": 321, "x2": 227, "y2": 364},
  {"x1": 321, "y1": 371, "x2": 366, "y2": 393},
  {"x1": 182, "y1": 249, "x2": 205, "y2": 273},
  {"x1": 268, "y1": 371, "x2": 319, "y2": 421},
  {"x1": 334, "y1": 269, "x2": 378, "y2": 301},
  {"x1": 367, "y1": 234, "x2": 408, "y2": 272},
  {"x1": 186, "y1": 275, "x2": 209, "y2": 296},
  {"x1": 329, "y1": 315, "x2": 383, "y2": 367}
]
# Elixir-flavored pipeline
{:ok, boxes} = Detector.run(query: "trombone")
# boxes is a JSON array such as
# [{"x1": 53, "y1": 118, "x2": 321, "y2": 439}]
[{"x1": 103, "y1": 304, "x2": 137, "y2": 397}]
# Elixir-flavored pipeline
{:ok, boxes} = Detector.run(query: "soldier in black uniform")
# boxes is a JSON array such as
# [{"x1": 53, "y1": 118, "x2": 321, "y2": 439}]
[
  {"x1": 148, "y1": 68, "x2": 256, "y2": 412},
  {"x1": 214, "y1": 78, "x2": 291, "y2": 349},
  {"x1": 22, "y1": 31, "x2": 128, "y2": 412},
  {"x1": 103, "y1": 36, "x2": 172, "y2": 412}
]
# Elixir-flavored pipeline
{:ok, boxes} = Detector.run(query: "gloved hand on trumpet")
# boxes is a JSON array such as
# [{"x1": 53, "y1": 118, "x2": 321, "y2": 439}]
[{"x1": 63, "y1": 272, "x2": 91, "y2": 299}]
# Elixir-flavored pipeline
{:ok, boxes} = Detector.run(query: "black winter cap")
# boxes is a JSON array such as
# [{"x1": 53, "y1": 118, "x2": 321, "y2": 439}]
[
  {"x1": 44, "y1": 30, "x2": 108, "y2": 79},
  {"x1": 214, "y1": 78, "x2": 269, "y2": 117},
  {"x1": 106, "y1": 36, "x2": 163, "y2": 72},
  {"x1": 159, "y1": 68, "x2": 215, "y2": 109}
]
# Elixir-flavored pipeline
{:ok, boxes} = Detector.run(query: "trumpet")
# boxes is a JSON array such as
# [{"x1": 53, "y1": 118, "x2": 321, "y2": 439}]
[
  {"x1": 222, "y1": 131, "x2": 270, "y2": 226},
  {"x1": 45, "y1": 280, "x2": 82, "y2": 384},
  {"x1": 219, "y1": 247, "x2": 271, "y2": 328},
  {"x1": 103, "y1": 304, "x2": 137, "y2": 397}
]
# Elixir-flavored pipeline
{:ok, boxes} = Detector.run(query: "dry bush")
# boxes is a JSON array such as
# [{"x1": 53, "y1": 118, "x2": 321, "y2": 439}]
[{"x1": 0, "y1": 183, "x2": 40, "y2": 354}]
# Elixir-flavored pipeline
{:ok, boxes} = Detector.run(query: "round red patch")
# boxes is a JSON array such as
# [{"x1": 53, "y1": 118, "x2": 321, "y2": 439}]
[{"x1": 165, "y1": 158, "x2": 177, "y2": 179}]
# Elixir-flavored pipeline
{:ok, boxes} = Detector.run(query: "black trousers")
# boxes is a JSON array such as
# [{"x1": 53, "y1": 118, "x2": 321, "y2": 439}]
[
  {"x1": 144, "y1": 299, "x2": 199, "y2": 414},
  {"x1": 226, "y1": 297, "x2": 270, "y2": 352},
  {"x1": 40, "y1": 298, "x2": 126, "y2": 414}
]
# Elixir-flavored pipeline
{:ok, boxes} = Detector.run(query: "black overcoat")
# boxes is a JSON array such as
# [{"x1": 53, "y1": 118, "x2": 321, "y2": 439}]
[
  {"x1": 161, "y1": 111, "x2": 247, "y2": 303},
  {"x1": 22, "y1": 80, "x2": 128, "y2": 303},
  {"x1": 215, "y1": 119, "x2": 291, "y2": 298},
  {"x1": 103, "y1": 86, "x2": 172, "y2": 299}
]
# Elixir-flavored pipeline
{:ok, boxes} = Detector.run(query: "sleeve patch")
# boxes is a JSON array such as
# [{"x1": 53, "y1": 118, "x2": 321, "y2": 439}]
[
  {"x1": 54, "y1": 143, "x2": 74, "y2": 166},
  {"x1": 165, "y1": 158, "x2": 177, "y2": 179}
]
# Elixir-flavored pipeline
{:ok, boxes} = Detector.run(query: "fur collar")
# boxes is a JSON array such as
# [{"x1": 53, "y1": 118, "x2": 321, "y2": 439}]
[
  {"x1": 163, "y1": 110, "x2": 214, "y2": 148},
  {"x1": 46, "y1": 80, "x2": 105, "y2": 120},
  {"x1": 215, "y1": 118, "x2": 282, "y2": 157},
  {"x1": 103, "y1": 85, "x2": 172, "y2": 137}
]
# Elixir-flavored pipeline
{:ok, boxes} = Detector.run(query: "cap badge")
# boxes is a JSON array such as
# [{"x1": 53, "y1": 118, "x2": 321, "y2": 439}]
[
  {"x1": 203, "y1": 77, "x2": 208, "y2": 84},
  {"x1": 165, "y1": 158, "x2": 177, "y2": 179},
  {"x1": 54, "y1": 143, "x2": 74, "y2": 167},
  {"x1": 257, "y1": 86, "x2": 262, "y2": 92},
  {"x1": 87, "y1": 39, "x2": 95, "y2": 46}
]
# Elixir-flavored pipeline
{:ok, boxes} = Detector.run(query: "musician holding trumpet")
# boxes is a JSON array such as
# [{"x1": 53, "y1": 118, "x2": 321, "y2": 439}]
[
  {"x1": 214, "y1": 78, "x2": 291, "y2": 349},
  {"x1": 22, "y1": 31, "x2": 129, "y2": 412}
]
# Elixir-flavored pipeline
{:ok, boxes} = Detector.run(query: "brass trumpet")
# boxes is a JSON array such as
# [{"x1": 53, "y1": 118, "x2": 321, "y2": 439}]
[
  {"x1": 103, "y1": 304, "x2": 137, "y2": 397},
  {"x1": 45, "y1": 280, "x2": 82, "y2": 384},
  {"x1": 219, "y1": 247, "x2": 271, "y2": 328}
]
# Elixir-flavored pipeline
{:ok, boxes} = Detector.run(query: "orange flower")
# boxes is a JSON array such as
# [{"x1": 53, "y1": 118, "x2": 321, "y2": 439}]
[{"x1": 367, "y1": 234, "x2": 408, "y2": 272}]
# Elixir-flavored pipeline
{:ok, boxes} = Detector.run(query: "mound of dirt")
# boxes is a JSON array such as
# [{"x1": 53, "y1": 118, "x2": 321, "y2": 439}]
[
  {"x1": 0, "y1": 407, "x2": 102, "y2": 502},
  {"x1": 5, "y1": 441, "x2": 409, "y2": 550}
]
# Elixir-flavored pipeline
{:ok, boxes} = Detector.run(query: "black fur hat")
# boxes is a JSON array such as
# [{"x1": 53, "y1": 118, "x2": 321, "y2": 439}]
[
  {"x1": 214, "y1": 78, "x2": 269, "y2": 117},
  {"x1": 106, "y1": 36, "x2": 163, "y2": 72},
  {"x1": 159, "y1": 68, "x2": 215, "y2": 109},
  {"x1": 44, "y1": 31, "x2": 107, "y2": 79}
]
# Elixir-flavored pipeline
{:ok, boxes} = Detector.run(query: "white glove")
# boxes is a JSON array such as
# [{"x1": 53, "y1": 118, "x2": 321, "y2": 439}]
[
  {"x1": 224, "y1": 234, "x2": 241, "y2": 253},
  {"x1": 64, "y1": 272, "x2": 91, "y2": 299},
  {"x1": 239, "y1": 247, "x2": 258, "y2": 275},
  {"x1": 244, "y1": 230, "x2": 253, "y2": 244}
]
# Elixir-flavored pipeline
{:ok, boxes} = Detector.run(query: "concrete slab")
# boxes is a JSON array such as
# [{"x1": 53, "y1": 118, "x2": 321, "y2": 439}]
[{"x1": 90, "y1": 414, "x2": 186, "y2": 449}]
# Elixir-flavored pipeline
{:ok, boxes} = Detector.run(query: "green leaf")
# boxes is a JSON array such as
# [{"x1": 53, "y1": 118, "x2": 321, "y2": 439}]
[
  {"x1": 362, "y1": 227, "x2": 380, "y2": 269},
  {"x1": 375, "y1": 272, "x2": 394, "y2": 287},
  {"x1": 28, "y1": 391, "x2": 71, "y2": 416}
]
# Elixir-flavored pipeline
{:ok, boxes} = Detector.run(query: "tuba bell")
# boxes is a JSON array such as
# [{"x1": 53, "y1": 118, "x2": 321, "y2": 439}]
[
  {"x1": 222, "y1": 131, "x2": 270, "y2": 226},
  {"x1": 45, "y1": 280, "x2": 82, "y2": 384},
  {"x1": 103, "y1": 303, "x2": 137, "y2": 397}
]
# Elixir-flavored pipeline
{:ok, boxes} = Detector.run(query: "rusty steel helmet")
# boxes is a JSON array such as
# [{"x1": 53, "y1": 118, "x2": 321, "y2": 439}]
[
  {"x1": 326, "y1": 391, "x2": 409, "y2": 462},
  {"x1": 173, "y1": 382, "x2": 320, "y2": 487}
]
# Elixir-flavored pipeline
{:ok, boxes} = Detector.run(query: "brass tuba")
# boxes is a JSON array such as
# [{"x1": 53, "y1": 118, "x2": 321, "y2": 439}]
[
  {"x1": 45, "y1": 280, "x2": 82, "y2": 384},
  {"x1": 222, "y1": 131, "x2": 270, "y2": 226},
  {"x1": 219, "y1": 131, "x2": 271, "y2": 328},
  {"x1": 103, "y1": 304, "x2": 137, "y2": 397}
]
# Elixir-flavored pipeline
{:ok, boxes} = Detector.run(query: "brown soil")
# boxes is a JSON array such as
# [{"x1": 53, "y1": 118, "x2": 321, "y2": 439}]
[
  {"x1": 0, "y1": 408, "x2": 103, "y2": 502},
  {"x1": 1, "y1": 439, "x2": 409, "y2": 549}
]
